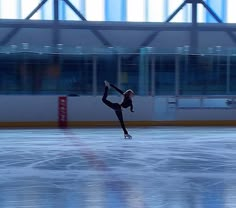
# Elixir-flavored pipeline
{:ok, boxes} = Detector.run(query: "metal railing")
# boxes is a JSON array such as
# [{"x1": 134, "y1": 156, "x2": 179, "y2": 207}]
[{"x1": 0, "y1": 45, "x2": 236, "y2": 96}]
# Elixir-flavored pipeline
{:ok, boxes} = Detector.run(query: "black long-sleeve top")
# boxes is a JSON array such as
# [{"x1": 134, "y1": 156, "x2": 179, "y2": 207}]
[{"x1": 110, "y1": 84, "x2": 134, "y2": 112}]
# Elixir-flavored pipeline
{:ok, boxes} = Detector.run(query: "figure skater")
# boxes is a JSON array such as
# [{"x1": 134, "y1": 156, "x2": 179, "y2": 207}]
[{"x1": 102, "y1": 80, "x2": 134, "y2": 139}]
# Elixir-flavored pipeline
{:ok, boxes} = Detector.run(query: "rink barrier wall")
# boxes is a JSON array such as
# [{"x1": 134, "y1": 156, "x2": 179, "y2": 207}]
[
  {"x1": 0, "y1": 95, "x2": 236, "y2": 127},
  {"x1": 1, "y1": 121, "x2": 236, "y2": 128}
]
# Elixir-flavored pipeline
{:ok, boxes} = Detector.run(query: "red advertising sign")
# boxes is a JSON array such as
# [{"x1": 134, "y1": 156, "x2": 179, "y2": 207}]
[{"x1": 58, "y1": 96, "x2": 67, "y2": 128}]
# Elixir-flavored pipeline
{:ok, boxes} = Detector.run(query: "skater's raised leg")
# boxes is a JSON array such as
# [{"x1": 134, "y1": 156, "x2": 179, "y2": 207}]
[{"x1": 102, "y1": 81, "x2": 114, "y2": 109}]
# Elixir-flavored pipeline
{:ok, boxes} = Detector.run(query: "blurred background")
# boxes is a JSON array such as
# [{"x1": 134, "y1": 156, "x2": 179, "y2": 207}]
[
  {"x1": 1, "y1": 0, "x2": 236, "y2": 126},
  {"x1": 0, "y1": 0, "x2": 236, "y2": 96}
]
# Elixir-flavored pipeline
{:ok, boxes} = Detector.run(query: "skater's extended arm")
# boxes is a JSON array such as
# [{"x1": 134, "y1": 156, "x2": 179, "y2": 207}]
[{"x1": 110, "y1": 84, "x2": 124, "y2": 95}]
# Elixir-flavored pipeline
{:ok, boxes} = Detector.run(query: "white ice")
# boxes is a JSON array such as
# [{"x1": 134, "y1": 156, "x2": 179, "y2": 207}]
[{"x1": 0, "y1": 127, "x2": 236, "y2": 208}]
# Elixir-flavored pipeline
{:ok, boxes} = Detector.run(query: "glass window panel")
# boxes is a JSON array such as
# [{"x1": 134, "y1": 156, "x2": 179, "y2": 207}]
[
  {"x1": 206, "y1": 0, "x2": 225, "y2": 23},
  {"x1": 60, "y1": 55, "x2": 93, "y2": 95},
  {"x1": 85, "y1": 0, "x2": 104, "y2": 21},
  {"x1": 0, "y1": 0, "x2": 18, "y2": 19},
  {"x1": 155, "y1": 55, "x2": 175, "y2": 95},
  {"x1": 148, "y1": 0, "x2": 165, "y2": 22},
  {"x1": 41, "y1": 0, "x2": 53, "y2": 20},
  {"x1": 97, "y1": 55, "x2": 118, "y2": 95},
  {"x1": 183, "y1": 3, "x2": 191, "y2": 22},
  {"x1": 64, "y1": 0, "x2": 82, "y2": 20},
  {"x1": 167, "y1": 0, "x2": 185, "y2": 22},
  {"x1": 21, "y1": 0, "x2": 41, "y2": 19},
  {"x1": 59, "y1": 1, "x2": 66, "y2": 20},
  {"x1": 226, "y1": 0, "x2": 236, "y2": 23},
  {"x1": 178, "y1": 54, "x2": 227, "y2": 95},
  {"x1": 197, "y1": 3, "x2": 205, "y2": 23},
  {"x1": 126, "y1": 0, "x2": 145, "y2": 22},
  {"x1": 121, "y1": 56, "x2": 139, "y2": 94},
  {"x1": 105, "y1": 0, "x2": 124, "y2": 21},
  {"x1": 230, "y1": 56, "x2": 236, "y2": 93}
]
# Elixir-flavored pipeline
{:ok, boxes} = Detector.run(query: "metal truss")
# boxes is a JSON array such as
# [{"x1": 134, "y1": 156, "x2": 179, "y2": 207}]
[
  {"x1": 0, "y1": 0, "x2": 48, "y2": 45},
  {"x1": 200, "y1": 0, "x2": 236, "y2": 44},
  {"x1": 62, "y1": 0, "x2": 111, "y2": 46},
  {"x1": 0, "y1": 0, "x2": 235, "y2": 49},
  {"x1": 1, "y1": 20, "x2": 236, "y2": 31},
  {"x1": 0, "y1": 0, "x2": 111, "y2": 47},
  {"x1": 139, "y1": 0, "x2": 236, "y2": 51}
]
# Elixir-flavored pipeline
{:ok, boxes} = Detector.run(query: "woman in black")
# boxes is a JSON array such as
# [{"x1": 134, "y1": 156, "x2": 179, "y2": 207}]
[{"x1": 102, "y1": 80, "x2": 134, "y2": 139}]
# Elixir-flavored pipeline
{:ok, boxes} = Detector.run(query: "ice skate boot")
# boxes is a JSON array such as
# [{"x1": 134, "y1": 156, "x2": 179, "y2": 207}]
[{"x1": 124, "y1": 134, "x2": 132, "y2": 139}]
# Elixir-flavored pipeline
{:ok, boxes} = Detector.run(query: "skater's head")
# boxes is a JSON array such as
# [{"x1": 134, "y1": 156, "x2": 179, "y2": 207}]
[{"x1": 124, "y1": 89, "x2": 134, "y2": 98}]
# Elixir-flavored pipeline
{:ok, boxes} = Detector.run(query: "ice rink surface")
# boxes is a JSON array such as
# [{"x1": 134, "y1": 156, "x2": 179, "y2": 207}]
[{"x1": 0, "y1": 127, "x2": 236, "y2": 208}]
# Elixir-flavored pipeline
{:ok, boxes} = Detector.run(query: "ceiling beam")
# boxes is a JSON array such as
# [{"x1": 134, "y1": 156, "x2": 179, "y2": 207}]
[{"x1": 0, "y1": 21, "x2": 236, "y2": 31}]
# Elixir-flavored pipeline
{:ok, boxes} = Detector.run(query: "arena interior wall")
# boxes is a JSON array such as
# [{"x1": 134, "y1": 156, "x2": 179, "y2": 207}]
[{"x1": 0, "y1": 95, "x2": 236, "y2": 127}]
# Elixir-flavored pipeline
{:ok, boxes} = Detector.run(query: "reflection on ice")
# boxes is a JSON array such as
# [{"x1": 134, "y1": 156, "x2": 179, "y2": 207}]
[{"x1": 0, "y1": 127, "x2": 236, "y2": 207}]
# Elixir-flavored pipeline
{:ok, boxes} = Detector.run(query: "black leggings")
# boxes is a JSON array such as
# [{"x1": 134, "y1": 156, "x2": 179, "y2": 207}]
[{"x1": 102, "y1": 86, "x2": 128, "y2": 134}]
